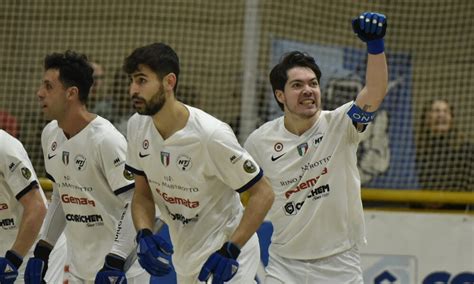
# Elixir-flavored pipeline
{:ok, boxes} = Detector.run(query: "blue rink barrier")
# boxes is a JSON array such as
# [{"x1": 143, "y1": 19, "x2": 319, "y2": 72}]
[{"x1": 150, "y1": 222, "x2": 273, "y2": 284}]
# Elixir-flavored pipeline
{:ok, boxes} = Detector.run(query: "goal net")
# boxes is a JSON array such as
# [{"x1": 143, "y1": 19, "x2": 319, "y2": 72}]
[{"x1": 0, "y1": 0, "x2": 472, "y2": 191}]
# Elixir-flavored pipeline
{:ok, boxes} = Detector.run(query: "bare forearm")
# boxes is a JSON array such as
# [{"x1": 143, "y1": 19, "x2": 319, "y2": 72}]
[
  {"x1": 230, "y1": 178, "x2": 274, "y2": 247},
  {"x1": 131, "y1": 189, "x2": 156, "y2": 231},
  {"x1": 357, "y1": 53, "x2": 388, "y2": 111},
  {"x1": 11, "y1": 203, "x2": 46, "y2": 256}
]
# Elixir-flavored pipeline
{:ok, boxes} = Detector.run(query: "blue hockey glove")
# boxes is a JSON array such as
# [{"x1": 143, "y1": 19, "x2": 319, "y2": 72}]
[
  {"x1": 25, "y1": 241, "x2": 52, "y2": 284},
  {"x1": 198, "y1": 242, "x2": 241, "y2": 284},
  {"x1": 136, "y1": 228, "x2": 173, "y2": 276},
  {"x1": 94, "y1": 253, "x2": 127, "y2": 284},
  {"x1": 0, "y1": 250, "x2": 23, "y2": 284},
  {"x1": 352, "y1": 12, "x2": 387, "y2": 54}
]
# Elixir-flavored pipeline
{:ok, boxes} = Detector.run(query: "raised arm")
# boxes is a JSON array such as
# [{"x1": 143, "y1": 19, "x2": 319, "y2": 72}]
[{"x1": 352, "y1": 12, "x2": 389, "y2": 114}]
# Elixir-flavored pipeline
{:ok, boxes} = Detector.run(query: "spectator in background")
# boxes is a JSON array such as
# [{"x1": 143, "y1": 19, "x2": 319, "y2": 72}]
[
  {"x1": 416, "y1": 99, "x2": 473, "y2": 208},
  {"x1": 0, "y1": 110, "x2": 19, "y2": 138},
  {"x1": 89, "y1": 61, "x2": 115, "y2": 120}
]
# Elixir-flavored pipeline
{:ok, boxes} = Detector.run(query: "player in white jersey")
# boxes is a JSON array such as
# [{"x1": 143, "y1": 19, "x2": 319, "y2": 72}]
[
  {"x1": 25, "y1": 50, "x2": 148, "y2": 283},
  {"x1": 244, "y1": 12, "x2": 389, "y2": 283},
  {"x1": 122, "y1": 43, "x2": 274, "y2": 284},
  {"x1": 0, "y1": 130, "x2": 47, "y2": 283}
]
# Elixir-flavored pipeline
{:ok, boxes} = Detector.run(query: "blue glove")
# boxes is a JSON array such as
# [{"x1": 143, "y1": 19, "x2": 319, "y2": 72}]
[
  {"x1": 25, "y1": 241, "x2": 52, "y2": 284},
  {"x1": 0, "y1": 250, "x2": 23, "y2": 284},
  {"x1": 94, "y1": 253, "x2": 127, "y2": 284},
  {"x1": 352, "y1": 12, "x2": 387, "y2": 54},
  {"x1": 136, "y1": 228, "x2": 173, "y2": 276},
  {"x1": 198, "y1": 242, "x2": 241, "y2": 284}
]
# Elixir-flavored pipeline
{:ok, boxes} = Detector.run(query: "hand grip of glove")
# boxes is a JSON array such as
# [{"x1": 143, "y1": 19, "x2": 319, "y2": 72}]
[
  {"x1": 352, "y1": 12, "x2": 387, "y2": 54},
  {"x1": 136, "y1": 228, "x2": 173, "y2": 276},
  {"x1": 94, "y1": 253, "x2": 127, "y2": 284},
  {"x1": 25, "y1": 241, "x2": 52, "y2": 284},
  {"x1": 0, "y1": 250, "x2": 23, "y2": 284},
  {"x1": 198, "y1": 242, "x2": 241, "y2": 284}
]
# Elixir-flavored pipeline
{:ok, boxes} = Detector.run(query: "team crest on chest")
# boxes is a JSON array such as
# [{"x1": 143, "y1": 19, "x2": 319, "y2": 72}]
[
  {"x1": 161, "y1": 151, "x2": 170, "y2": 167},
  {"x1": 62, "y1": 151, "x2": 70, "y2": 165},
  {"x1": 297, "y1": 142, "x2": 309, "y2": 156},
  {"x1": 74, "y1": 154, "x2": 87, "y2": 171},
  {"x1": 176, "y1": 155, "x2": 192, "y2": 171}
]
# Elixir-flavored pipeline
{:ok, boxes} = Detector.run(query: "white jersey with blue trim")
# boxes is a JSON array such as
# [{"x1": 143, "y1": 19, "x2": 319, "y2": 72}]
[
  {"x1": 125, "y1": 105, "x2": 263, "y2": 276},
  {"x1": 41, "y1": 116, "x2": 140, "y2": 280},
  {"x1": 245, "y1": 101, "x2": 366, "y2": 260},
  {"x1": 0, "y1": 130, "x2": 46, "y2": 256}
]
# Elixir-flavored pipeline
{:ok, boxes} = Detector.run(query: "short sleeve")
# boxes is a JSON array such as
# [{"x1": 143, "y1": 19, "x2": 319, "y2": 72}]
[
  {"x1": 124, "y1": 116, "x2": 145, "y2": 176},
  {"x1": 1, "y1": 136, "x2": 40, "y2": 200},
  {"x1": 98, "y1": 132, "x2": 135, "y2": 195},
  {"x1": 207, "y1": 124, "x2": 263, "y2": 193}
]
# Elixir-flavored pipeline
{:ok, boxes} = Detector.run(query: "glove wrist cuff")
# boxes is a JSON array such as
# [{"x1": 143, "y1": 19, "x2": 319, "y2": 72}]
[
  {"x1": 136, "y1": 228, "x2": 153, "y2": 242},
  {"x1": 34, "y1": 242, "x2": 53, "y2": 261},
  {"x1": 219, "y1": 242, "x2": 241, "y2": 260},
  {"x1": 5, "y1": 250, "x2": 23, "y2": 269},
  {"x1": 104, "y1": 253, "x2": 125, "y2": 271},
  {"x1": 367, "y1": 39, "x2": 384, "y2": 54}
]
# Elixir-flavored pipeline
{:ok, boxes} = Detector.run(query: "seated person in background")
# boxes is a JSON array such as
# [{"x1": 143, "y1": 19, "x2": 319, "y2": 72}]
[{"x1": 416, "y1": 99, "x2": 473, "y2": 209}]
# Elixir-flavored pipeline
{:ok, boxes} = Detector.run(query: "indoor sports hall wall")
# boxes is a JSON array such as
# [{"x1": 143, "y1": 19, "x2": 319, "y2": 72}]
[{"x1": 0, "y1": 0, "x2": 472, "y2": 190}]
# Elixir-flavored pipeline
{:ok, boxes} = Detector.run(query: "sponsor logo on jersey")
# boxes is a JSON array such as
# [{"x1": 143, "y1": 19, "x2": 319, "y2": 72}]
[
  {"x1": 285, "y1": 167, "x2": 328, "y2": 199},
  {"x1": 161, "y1": 181, "x2": 199, "y2": 192},
  {"x1": 243, "y1": 159, "x2": 257, "y2": 173},
  {"x1": 51, "y1": 141, "x2": 57, "y2": 151},
  {"x1": 113, "y1": 157, "x2": 124, "y2": 167},
  {"x1": 274, "y1": 142, "x2": 283, "y2": 152},
  {"x1": 21, "y1": 167, "x2": 31, "y2": 180},
  {"x1": 271, "y1": 153, "x2": 286, "y2": 162},
  {"x1": 0, "y1": 203, "x2": 8, "y2": 210},
  {"x1": 297, "y1": 142, "x2": 309, "y2": 156},
  {"x1": 142, "y1": 139, "x2": 149, "y2": 149},
  {"x1": 313, "y1": 133, "x2": 324, "y2": 147},
  {"x1": 47, "y1": 153, "x2": 56, "y2": 159},
  {"x1": 161, "y1": 151, "x2": 170, "y2": 166},
  {"x1": 8, "y1": 162, "x2": 18, "y2": 172},
  {"x1": 62, "y1": 151, "x2": 70, "y2": 165},
  {"x1": 61, "y1": 194, "x2": 95, "y2": 207},
  {"x1": 0, "y1": 218, "x2": 15, "y2": 229},
  {"x1": 123, "y1": 169, "x2": 134, "y2": 181},
  {"x1": 176, "y1": 155, "x2": 192, "y2": 171},
  {"x1": 139, "y1": 152, "x2": 150, "y2": 158},
  {"x1": 230, "y1": 154, "x2": 243, "y2": 164},
  {"x1": 114, "y1": 203, "x2": 129, "y2": 241},
  {"x1": 74, "y1": 154, "x2": 87, "y2": 171},
  {"x1": 283, "y1": 184, "x2": 330, "y2": 215},
  {"x1": 155, "y1": 188, "x2": 199, "y2": 208},
  {"x1": 165, "y1": 206, "x2": 199, "y2": 225},
  {"x1": 65, "y1": 214, "x2": 104, "y2": 226},
  {"x1": 59, "y1": 182, "x2": 93, "y2": 192}
]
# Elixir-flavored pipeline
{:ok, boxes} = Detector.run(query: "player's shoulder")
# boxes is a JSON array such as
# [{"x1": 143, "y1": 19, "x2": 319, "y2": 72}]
[
  {"x1": 90, "y1": 116, "x2": 126, "y2": 143},
  {"x1": 187, "y1": 105, "x2": 229, "y2": 134},
  {"x1": 0, "y1": 129, "x2": 22, "y2": 155},
  {"x1": 247, "y1": 116, "x2": 283, "y2": 142},
  {"x1": 126, "y1": 113, "x2": 153, "y2": 140},
  {"x1": 42, "y1": 120, "x2": 59, "y2": 137}
]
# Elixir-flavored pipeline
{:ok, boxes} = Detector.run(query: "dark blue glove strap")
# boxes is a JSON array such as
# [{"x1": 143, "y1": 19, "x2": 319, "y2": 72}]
[
  {"x1": 136, "y1": 228, "x2": 153, "y2": 242},
  {"x1": 103, "y1": 254, "x2": 125, "y2": 271},
  {"x1": 367, "y1": 39, "x2": 384, "y2": 54},
  {"x1": 5, "y1": 250, "x2": 23, "y2": 269},
  {"x1": 218, "y1": 242, "x2": 241, "y2": 260}
]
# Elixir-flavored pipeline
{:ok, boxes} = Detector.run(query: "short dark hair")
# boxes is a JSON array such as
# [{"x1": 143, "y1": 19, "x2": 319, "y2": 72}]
[
  {"x1": 123, "y1": 42, "x2": 180, "y2": 92},
  {"x1": 269, "y1": 51, "x2": 322, "y2": 111},
  {"x1": 44, "y1": 50, "x2": 94, "y2": 104}
]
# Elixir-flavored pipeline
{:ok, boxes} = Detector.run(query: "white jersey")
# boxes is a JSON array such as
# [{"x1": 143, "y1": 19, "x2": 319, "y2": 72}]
[
  {"x1": 0, "y1": 130, "x2": 46, "y2": 255},
  {"x1": 41, "y1": 116, "x2": 141, "y2": 280},
  {"x1": 125, "y1": 106, "x2": 262, "y2": 276},
  {"x1": 244, "y1": 101, "x2": 366, "y2": 260}
]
